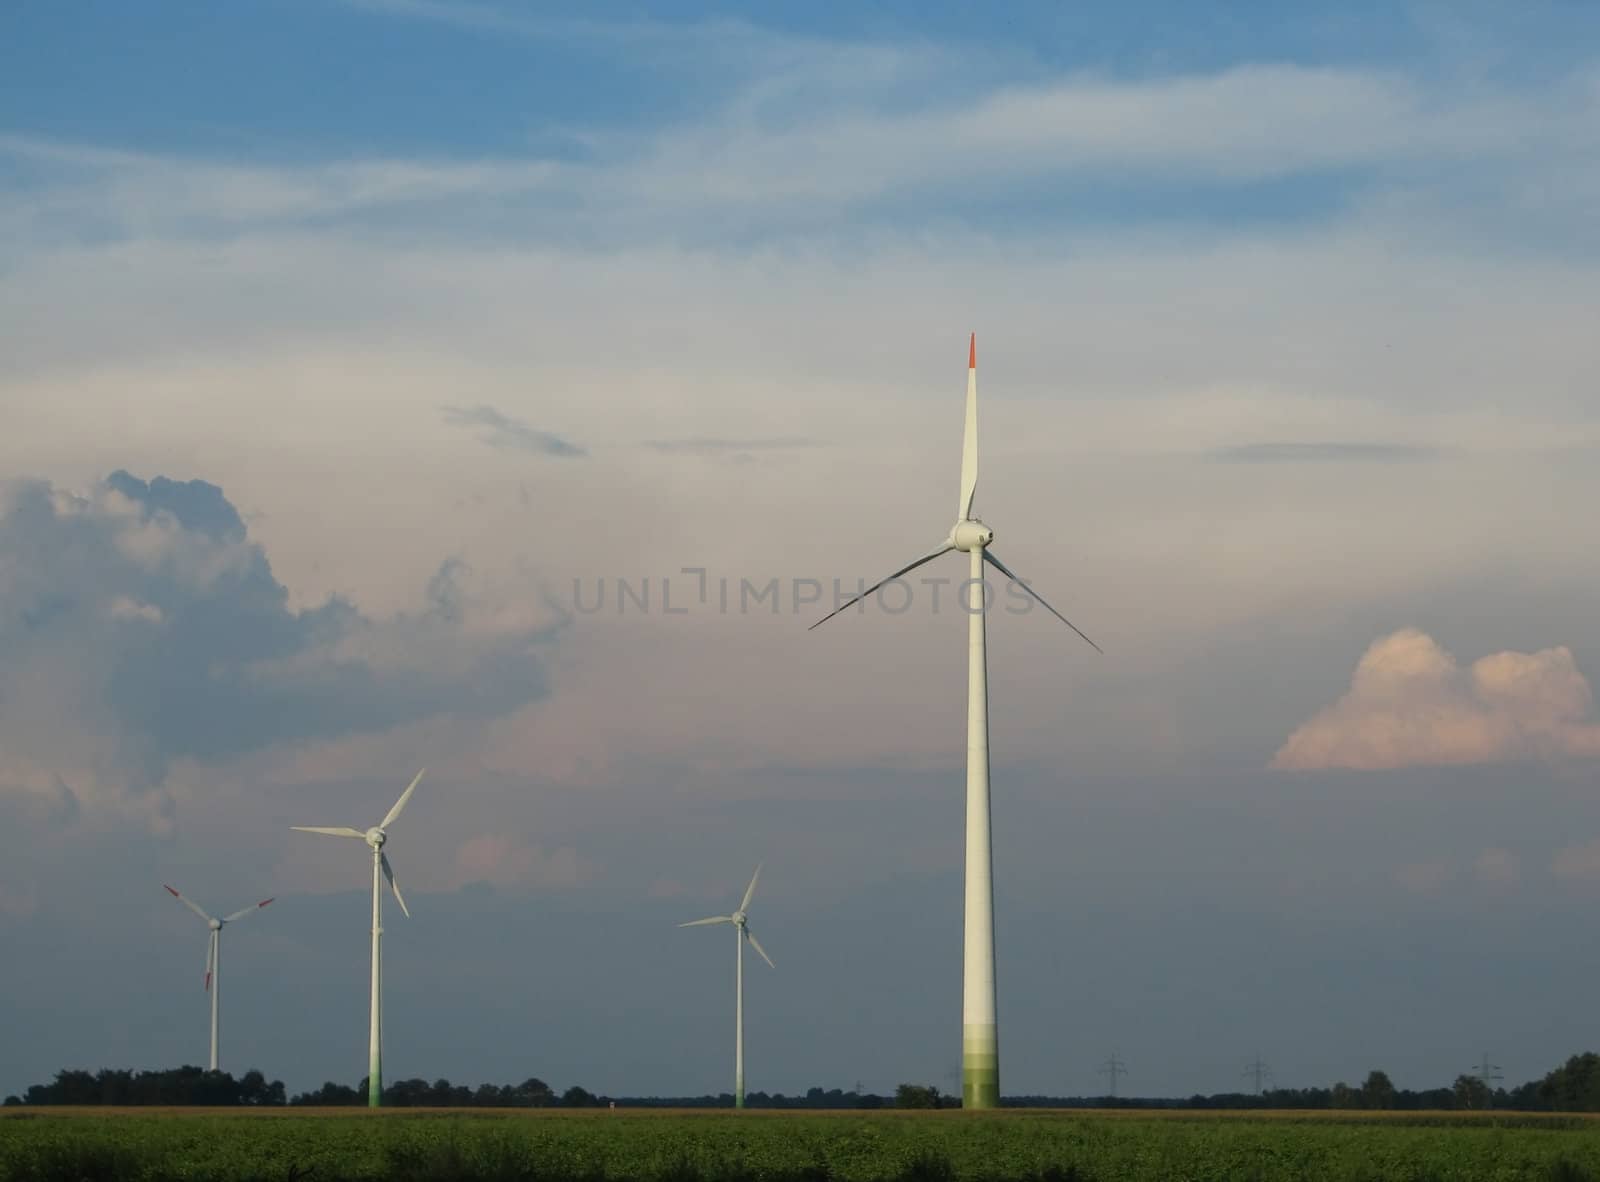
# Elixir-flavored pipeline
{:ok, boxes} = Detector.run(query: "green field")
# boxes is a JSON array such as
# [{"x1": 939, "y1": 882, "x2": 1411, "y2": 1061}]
[{"x1": 4, "y1": 1109, "x2": 1600, "y2": 1181}]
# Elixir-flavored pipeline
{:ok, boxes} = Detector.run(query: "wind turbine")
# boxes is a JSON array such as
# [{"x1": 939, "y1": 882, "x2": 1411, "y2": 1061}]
[
  {"x1": 162, "y1": 885, "x2": 273, "y2": 1072},
  {"x1": 809, "y1": 335, "x2": 1099, "y2": 1109},
  {"x1": 292, "y1": 769, "x2": 425, "y2": 1108},
  {"x1": 680, "y1": 864, "x2": 775, "y2": 1109}
]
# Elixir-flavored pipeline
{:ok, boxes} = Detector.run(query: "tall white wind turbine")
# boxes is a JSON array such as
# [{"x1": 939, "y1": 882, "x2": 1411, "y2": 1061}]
[
  {"x1": 809, "y1": 335, "x2": 1099, "y2": 1109},
  {"x1": 163, "y1": 885, "x2": 274, "y2": 1072},
  {"x1": 680, "y1": 864, "x2": 775, "y2": 1109},
  {"x1": 292, "y1": 769, "x2": 425, "y2": 1108}
]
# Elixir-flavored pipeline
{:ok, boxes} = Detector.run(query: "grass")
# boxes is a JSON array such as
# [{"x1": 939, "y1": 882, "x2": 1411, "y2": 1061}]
[{"x1": 3, "y1": 1108, "x2": 1599, "y2": 1181}]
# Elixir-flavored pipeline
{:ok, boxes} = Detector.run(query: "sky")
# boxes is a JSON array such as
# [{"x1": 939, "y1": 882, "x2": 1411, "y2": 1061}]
[{"x1": 2, "y1": 0, "x2": 1600, "y2": 1102}]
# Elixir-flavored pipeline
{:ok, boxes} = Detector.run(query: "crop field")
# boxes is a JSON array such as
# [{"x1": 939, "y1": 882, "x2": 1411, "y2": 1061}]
[{"x1": 5, "y1": 1109, "x2": 1600, "y2": 1182}]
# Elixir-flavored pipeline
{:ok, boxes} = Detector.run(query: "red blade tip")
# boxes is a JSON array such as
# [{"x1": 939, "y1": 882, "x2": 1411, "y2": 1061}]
[
  {"x1": 968, "y1": 333, "x2": 976, "y2": 369},
  {"x1": 164, "y1": 885, "x2": 179, "y2": 897},
  {"x1": 204, "y1": 972, "x2": 211, "y2": 992},
  {"x1": 260, "y1": 898, "x2": 274, "y2": 908}
]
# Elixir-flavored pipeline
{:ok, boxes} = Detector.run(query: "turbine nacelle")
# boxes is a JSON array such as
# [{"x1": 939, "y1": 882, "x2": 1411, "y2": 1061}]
[
  {"x1": 732, "y1": 910, "x2": 748, "y2": 928},
  {"x1": 949, "y1": 519, "x2": 994, "y2": 552},
  {"x1": 366, "y1": 827, "x2": 387, "y2": 849},
  {"x1": 208, "y1": 917, "x2": 222, "y2": 931}
]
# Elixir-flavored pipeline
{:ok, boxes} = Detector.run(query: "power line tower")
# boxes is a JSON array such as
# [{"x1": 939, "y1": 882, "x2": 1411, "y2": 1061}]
[
  {"x1": 1097, "y1": 1053, "x2": 1127, "y2": 1099},
  {"x1": 1474, "y1": 1053, "x2": 1503, "y2": 1106},
  {"x1": 1242, "y1": 1053, "x2": 1273, "y2": 1095}
]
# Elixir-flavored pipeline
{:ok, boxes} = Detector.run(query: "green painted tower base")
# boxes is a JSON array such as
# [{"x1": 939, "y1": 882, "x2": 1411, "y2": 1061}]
[{"x1": 962, "y1": 1024, "x2": 999, "y2": 1109}]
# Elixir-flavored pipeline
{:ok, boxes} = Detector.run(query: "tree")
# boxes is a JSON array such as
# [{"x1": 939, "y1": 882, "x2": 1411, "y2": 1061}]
[
  {"x1": 1454, "y1": 1074, "x2": 1490, "y2": 1110},
  {"x1": 1362, "y1": 1070, "x2": 1396, "y2": 1110},
  {"x1": 512, "y1": 1078, "x2": 555, "y2": 1107},
  {"x1": 290, "y1": 1081, "x2": 360, "y2": 1106},
  {"x1": 895, "y1": 1083, "x2": 942, "y2": 1109},
  {"x1": 562, "y1": 1085, "x2": 597, "y2": 1108},
  {"x1": 1538, "y1": 1053, "x2": 1600, "y2": 1112},
  {"x1": 238, "y1": 1070, "x2": 286, "y2": 1106}
]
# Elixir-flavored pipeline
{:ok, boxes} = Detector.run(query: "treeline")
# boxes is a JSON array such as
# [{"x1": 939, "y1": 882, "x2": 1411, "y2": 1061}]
[
  {"x1": 294, "y1": 1077, "x2": 611, "y2": 1108},
  {"x1": 4, "y1": 1068, "x2": 286, "y2": 1107},
  {"x1": 615, "y1": 1087, "x2": 889, "y2": 1109},
  {"x1": 14, "y1": 1053, "x2": 1600, "y2": 1110},
  {"x1": 1, "y1": 1069, "x2": 607, "y2": 1109},
  {"x1": 1014, "y1": 1055, "x2": 1600, "y2": 1112}
]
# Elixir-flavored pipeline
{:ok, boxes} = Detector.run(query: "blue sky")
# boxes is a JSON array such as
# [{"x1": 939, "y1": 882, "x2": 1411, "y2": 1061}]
[{"x1": 3, "y1": 1, "x2": 1600, "y2": 1102}]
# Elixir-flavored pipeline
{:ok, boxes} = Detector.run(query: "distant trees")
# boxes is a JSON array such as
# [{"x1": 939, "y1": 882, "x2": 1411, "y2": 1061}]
[
  {"x1": 19, "y1": 1054, "x2": 1600, "y2": 1112},
  {"x1": 291, "y1": 1081, "x2": 360, "y2": 1106},
  {"x1": 1532, "y1": 1052, "x2": 1600, "y2": 1112},
  {"x1": 1361, "y1": 1070, "x2": 1397, "y2": 1110},
  {"x1": 1453, "y1": 1074, "x2": 1491, "y2": 1110},
  {"x1": 895, "y1": 1084, "x2": 944, "y2": 1109},
  {"x1": 297, "y1": 1075, "x2": 565, "y2": 1108},
  {"x1": 11, "y1": 1067, "x2": 287, "y2": 1107}
]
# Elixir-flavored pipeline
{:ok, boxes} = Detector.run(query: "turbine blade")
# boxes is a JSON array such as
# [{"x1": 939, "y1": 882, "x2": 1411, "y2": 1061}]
[
  {"x1": 205, "y1": 930, "x2": 215, "y2": 993},
  {"x1": 983, "y1": 550, "x2": 1102, "y2": 654},
  {"x1": 740, "y1": 863, "x2": 763, "y2": 913},
  {"x1": 808, "y1": 545, "x2": 953, "y2": 631},
  {"x1": 381, "y1": 853, "x2": 410, "y2": 918},
  {"x1": 165, "y1": 884, "x2": 214, "y2": 924},
  {"x1": 678, "y1": 915, "x2": 732, "y2": 927},
  {"x1": 959, "y1": 332, "x2": 978, "y2": 519},
  {"x1": 290, "y1": 826, "x2": 367, "y2": 838},
  {"x1": 745, "y1": 929, "x2": 775, "y2": 969},
  {"x1": 381, "y1": 769, "x2": 426, "y2": 829},
  {"x1": 223, "y1": 898, "x2": 275, "y2": 923}
]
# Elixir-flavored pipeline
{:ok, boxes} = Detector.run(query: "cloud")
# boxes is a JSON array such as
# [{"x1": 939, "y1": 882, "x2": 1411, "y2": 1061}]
[
  {"x1": 0, "y1": 472, "x2": 557, "y2": 816},
  {"x1": 441, "y1": 404, "x2": 586, "y2": 457},
  {"x1": 1394, "y1": 859, "x2": 1452, "y2": 895},
  {"x1": 4, "y1": 48, "x2": 1597, "y2": 250},
  {"x1": 1554, "y1": 840, "x2": 1600, "y2": 882},
  {"x1": 1272, "y1": 629, "x2": 1600, "y2": 771},
  {"x1": 450, "y1": 834, "x2": 589, "y2": 889},
  {"x1": 645, "y1": 436, "x2": 819, "y2": 461},
  {"x1": 1211, "y1": 442, "x2": 1438, "y2": 463},
  {"x1": 1474, "y1": 848, "x2": 1519, "y2": 889}
]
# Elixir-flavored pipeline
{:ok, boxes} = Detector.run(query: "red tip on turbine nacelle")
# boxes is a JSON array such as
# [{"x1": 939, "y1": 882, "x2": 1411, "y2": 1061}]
[
  {"x1": 164, "y1": 885, "x2": 180, "y2": 897},
  {"x1": 968, "y1": 333, "x2": 976, "y2": 369}
]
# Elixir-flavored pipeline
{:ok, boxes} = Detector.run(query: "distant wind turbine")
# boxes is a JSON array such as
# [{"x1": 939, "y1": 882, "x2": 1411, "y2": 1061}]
[
  {"x1": 162, "y1": 884, "x2": 273, "y2": 1072},
  {"x1": 292, "y1": 769, "x2": 425, "y2": 1108},
  {"x1": 680, "y1": 864, "x2": 775, "y2": 1109},
  {"x1": 810, "y1": 335, "x2": 1100, "y2": 1108}
]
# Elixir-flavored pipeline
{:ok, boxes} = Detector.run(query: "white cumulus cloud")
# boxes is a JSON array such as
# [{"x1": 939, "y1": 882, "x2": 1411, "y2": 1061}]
[{"x1": 1272, "y1": 629, "x2": 1600, "y2": 771}]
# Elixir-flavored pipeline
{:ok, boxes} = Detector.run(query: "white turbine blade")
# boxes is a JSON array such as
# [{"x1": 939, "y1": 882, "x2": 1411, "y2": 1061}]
[
  {"x1": 959, "y1": 332, "x2": 978, "y2": 519},
  {"x1": 381, "y1": 768, "x2": 426, "y2": 829},
  {"x1": 290, "y1": 826, "x2": 367, "y2": 838},
  {"x1": 204, "y1": 931, "x2": 215, "y2": 993},
  {"x1": 740, "y1": 863, "x2": 763, "y2": 913},
  {"x1": 808, "y1": 544, "x2": 953, "y2": 631},
  {"x1": 745, "y1": 929, "x2": 775, "y2": 969},
  {"x1": 678, "y1": 915, "x2": 732, "y2": 927},
  {"x1": 380, "y1": 853, "x2": 410, "y2": 918},
  {"x1": 223, "y1": 897, "x2": 275, "y2": 923},
  {"x1": 983, "y1": 550, "x2": 1103, "y2": 654},
  {"x1": 165, "y1": 884, "x2": 214, "y2": 924}
]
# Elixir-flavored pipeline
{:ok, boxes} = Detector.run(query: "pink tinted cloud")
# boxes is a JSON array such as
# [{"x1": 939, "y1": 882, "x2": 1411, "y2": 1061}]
[
  {"x1": 1272, "y1": 629, "x2": 1600, "y2": 771},
  {"x1": 452, "y1": 834, "x2": 589, "y2": 889}
]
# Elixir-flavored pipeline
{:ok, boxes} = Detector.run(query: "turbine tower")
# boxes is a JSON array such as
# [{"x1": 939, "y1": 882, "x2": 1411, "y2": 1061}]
[
  {"x1": 680, "y1": 864, "x2": 775, "y2": 1109},
  {"x1": 163, "y1": 885, "x2": 273, "y2": 1072},
  {"x1": 292, "y1": 769, "x2": 425, "y2": 1108},
  {"x1": 810, "y1": 335, "x2": 1099, "y2": 1108}
]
